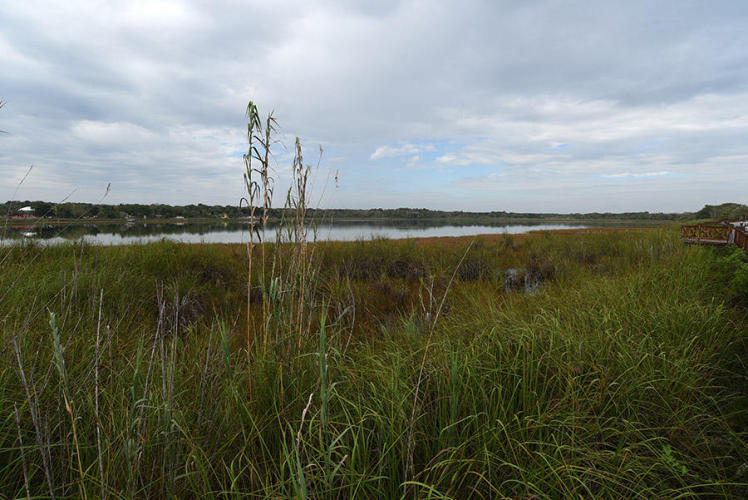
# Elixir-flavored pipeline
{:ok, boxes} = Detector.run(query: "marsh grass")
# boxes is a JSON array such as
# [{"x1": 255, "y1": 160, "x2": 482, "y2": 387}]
[{"x1": 0, "y1": 227, "x2": 746, "y2": 498}]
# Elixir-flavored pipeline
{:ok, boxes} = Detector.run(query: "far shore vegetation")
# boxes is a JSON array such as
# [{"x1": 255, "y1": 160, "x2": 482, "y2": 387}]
[{"x1": 3, "y1": 200, "x2": 747, "y2": 225}]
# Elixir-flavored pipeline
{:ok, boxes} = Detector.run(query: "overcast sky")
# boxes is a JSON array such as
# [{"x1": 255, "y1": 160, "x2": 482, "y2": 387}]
[{"x1": 1, "y1": 0, "x2": 747, "y2": 212}]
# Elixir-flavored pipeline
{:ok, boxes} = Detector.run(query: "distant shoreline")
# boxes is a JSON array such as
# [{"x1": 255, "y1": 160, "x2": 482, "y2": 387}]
[{"x1": 1, "y1": 216, "x2": 678, "y2": 226}]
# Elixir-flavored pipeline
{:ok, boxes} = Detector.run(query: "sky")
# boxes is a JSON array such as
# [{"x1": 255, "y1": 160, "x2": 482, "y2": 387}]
[{"x1": 1, "y1": 0, "x2": 747, "y2": 212}]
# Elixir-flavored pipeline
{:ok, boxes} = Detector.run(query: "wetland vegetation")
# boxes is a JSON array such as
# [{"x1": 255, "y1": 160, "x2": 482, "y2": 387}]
[{"x1": 1, "y1": 226, "x2": 747, "y2": 498}]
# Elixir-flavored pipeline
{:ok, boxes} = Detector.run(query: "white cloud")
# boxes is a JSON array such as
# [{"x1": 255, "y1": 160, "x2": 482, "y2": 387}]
[
  {"x1": 370, "y1": 143, "x2": 433, "y2": 160},
  {"x1": 602, "y1": 171, "x2": 672, "y2": 179},
  {"x1": 72, "y1": 121, "x2": 156, "y2": 145}
]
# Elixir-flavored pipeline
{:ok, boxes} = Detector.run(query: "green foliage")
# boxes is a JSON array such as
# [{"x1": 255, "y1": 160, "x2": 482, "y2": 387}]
[
  {"x1": 718, "y1": 247, "x2": 748, "y2": 300},
  {"x1": 2, "y1": 199, "x2": 688, "y2": 221},
  {"x1": 693, "y1": 202, "x2": 748, "y2": 221},
  {"x1": 661, "y1": 444, "x2": 688, "y2": 476},
  {"x1": 0, "y1": 230, "x2": 746, "y2": 497}
]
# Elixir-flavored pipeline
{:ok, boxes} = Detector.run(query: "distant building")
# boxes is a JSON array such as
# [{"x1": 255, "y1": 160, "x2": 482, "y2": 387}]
[{"x1": 13, "y1": 206, "x2": 35, "y2": 219}]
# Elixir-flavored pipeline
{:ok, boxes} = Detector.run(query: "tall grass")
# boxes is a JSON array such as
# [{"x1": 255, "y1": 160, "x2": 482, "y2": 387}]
[{"x1": 1, "y1": 228, "x2": 745, "y2": 497}]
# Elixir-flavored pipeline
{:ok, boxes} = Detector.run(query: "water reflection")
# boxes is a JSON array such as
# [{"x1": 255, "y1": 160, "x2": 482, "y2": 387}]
[{"x1": 1, "y1": 220, "x2": 592, "y2": 246}]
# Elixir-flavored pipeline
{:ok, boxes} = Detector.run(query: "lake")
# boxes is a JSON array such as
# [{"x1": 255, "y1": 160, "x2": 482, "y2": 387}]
[{"x1": 1, "y1": 220, "x2": 595, "y2": 246}]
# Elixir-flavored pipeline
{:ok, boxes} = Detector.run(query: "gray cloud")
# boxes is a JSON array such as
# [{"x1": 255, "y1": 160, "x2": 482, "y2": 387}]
[{"x1": 1, "y1": 0, "x2": 747, "y2": 211}]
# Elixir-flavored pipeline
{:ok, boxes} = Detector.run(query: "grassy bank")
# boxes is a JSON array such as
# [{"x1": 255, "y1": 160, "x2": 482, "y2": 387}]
[{"x1": 1, "y1": 228, "x2": 746, "y2": 498}]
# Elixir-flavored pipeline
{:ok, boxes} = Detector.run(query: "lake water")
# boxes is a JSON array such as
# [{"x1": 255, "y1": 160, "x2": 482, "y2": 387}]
[{"x1": 1, "y1": 220, "x2": 593, "y2": 246}]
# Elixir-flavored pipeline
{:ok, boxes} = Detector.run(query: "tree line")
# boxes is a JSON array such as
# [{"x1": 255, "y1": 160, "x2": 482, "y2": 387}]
[{"x1": 4, "y1": 200, "x2": 743, "y2": 221}]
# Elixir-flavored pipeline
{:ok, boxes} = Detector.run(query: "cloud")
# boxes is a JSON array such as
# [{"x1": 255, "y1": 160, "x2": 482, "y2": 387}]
[
  {"x1": 370, "y1": 143, "x2": 433, "y2": 160},
  {"x1": 72, "y1": 121, "x2": 156, "y2": 145},
  {"x1": 602, "y1": 171, "x2": 672, "y2": 179},
  {"x1": 1, "y1": 0, "x2": 747, "y2": 211}
]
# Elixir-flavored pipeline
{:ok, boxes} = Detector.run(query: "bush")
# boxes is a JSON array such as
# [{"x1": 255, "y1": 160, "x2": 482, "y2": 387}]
[{"x1": 719, "y1": 248, "x2": 748, "y2": 300}]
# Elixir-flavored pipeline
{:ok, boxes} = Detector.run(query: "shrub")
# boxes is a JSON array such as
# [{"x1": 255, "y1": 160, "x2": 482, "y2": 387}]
[{"x1": 719, "y1": 248, "x2": 748, "y2": 300}]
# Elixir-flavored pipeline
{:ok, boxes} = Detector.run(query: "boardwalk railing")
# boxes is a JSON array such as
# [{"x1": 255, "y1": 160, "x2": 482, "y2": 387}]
[
  {"x1": 730, "y1": 222, "x2": 748, "y2": 253},
  {"x1": 681, "y1": 224, "x2": 730, "y2": 245},
  {"x1": 681, "y1": 221, "x2": 748, "y2": 252}
]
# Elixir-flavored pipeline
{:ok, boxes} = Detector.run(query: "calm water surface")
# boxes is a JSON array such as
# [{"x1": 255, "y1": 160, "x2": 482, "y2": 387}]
[{"x1": 2, "y1": 220, "x2": 592, "y2": 246}]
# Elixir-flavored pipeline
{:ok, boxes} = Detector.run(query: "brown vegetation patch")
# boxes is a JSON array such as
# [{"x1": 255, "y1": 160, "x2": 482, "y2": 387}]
[{"x1": 159, "y1": 290, "x2": 207, "y2": 335}]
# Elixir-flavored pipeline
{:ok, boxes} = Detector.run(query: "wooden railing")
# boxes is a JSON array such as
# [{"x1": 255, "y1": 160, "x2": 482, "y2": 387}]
[
  {"x1": 730, "y1": 222, "x2": 748, "y2": 253},
  {"x1": 681, "y1": 224, "x2": 730, "y2": 245},
  {"x1": 681, "y1": 222, "x2": 748, "y2": 252}
]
